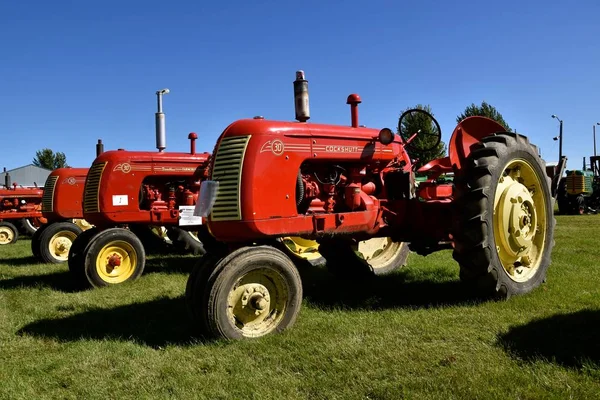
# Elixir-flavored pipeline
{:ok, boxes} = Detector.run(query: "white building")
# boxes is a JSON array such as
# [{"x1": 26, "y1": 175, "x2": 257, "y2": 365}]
[{"x1": 1, "y1": 164, "x2": 52, "y2": 188}]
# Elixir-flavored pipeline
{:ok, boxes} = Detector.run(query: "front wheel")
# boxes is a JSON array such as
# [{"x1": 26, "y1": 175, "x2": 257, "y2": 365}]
[
  {"x1": 318, "y1": 237, "x2": 410, "y2": 277},
  {"x1": 0, "y1": 221, "x2": 19, "y2": 245},
  {"x1": 38, "y1": 222, "x2": 83, "y2": 264},
  {"x1": 82, "y1": 228, "x2": 146, "y2": 288},
  {"x1": 186, "y1": 246, "x2": 303, "y2": 340},
  {"x1": 452, "y1": 132, "x2": 555, "y2": 299}
]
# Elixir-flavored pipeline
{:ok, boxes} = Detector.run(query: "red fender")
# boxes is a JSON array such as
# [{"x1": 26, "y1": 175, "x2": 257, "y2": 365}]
[{"x1": 448, "y1": 116, "x2": 507, "y2": 171}]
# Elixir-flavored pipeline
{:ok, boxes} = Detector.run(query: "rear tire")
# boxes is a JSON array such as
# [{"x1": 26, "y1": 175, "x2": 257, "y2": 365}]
[
  {"x1": 20, "y1": 218, "x2": 38, "y2": 236},
  {"x1": 0, "y1": 221, "x2": 19, "y2": 245},
  {"x1": 452, "y1": 132, "x2": 555, "y2": 299},
  {"x1": 31, "y1": 223, "x2": 48, "y2": 259}
]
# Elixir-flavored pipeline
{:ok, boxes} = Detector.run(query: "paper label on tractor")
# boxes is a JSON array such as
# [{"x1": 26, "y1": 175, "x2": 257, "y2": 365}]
[
  {"x1": 179, "y1": 205, "x2": 203, "y2": 226},
  {"x1": 112, "y1": 195, "x2": 128, "y2": 206}
]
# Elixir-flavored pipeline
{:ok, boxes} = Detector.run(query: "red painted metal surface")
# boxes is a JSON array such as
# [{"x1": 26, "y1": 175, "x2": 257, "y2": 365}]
[
  {"x1": 43, "y1": 167, "x2": 89, "y2": 221},
  {"x1": 83, "y1": 148, "x2": 211, "y2": 227},
  {"x1": 205, "y1": 112, "x2": 505, "y2": 248},
  {"x1": 0, "y1": 186, "x2": 46, "y2": 222}
]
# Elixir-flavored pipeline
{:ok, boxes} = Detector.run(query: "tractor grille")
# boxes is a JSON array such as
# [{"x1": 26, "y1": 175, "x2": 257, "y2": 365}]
[
  {"x1": 210, "y1": 135, "x2": 251, "y2": 221},
  {"x1": 83, "y1": 162, "x2": 107, "y2": 213},
  {"x1": 41, "y1": 175, "x2": 58, "y2": 212},
  {"x1": 566, "y1": 173, "x2": 592, "y2": 195}
]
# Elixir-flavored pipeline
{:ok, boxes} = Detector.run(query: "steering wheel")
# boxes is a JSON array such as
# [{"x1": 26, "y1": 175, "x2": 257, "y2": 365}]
[{"x1": 397, "y1": 108, "x2": 442, "y2": 153}]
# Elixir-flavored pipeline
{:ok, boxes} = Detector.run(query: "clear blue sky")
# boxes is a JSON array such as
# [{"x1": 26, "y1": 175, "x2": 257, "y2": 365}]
[{"x1": 1, "y1": 0, "x2": 598, "y2": 170}]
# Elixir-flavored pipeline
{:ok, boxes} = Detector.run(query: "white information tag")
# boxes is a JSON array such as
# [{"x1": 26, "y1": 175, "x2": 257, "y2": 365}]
[
  {"x1": 112, "y1": 195, "x2": 128, "y2": 206},
  {"x1": 179, "y1": 205, "x2": 203, "y2": 226}
]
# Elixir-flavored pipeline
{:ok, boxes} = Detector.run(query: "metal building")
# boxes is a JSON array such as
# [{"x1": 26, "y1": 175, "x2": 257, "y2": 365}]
[{"x1": 1, "y1": 164, "x2": 52, "y2": 188}]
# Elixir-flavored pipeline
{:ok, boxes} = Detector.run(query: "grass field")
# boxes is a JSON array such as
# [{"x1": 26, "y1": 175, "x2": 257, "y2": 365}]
[{"x1": 1, "y1": 215, "x2": 600, "y2": 399}]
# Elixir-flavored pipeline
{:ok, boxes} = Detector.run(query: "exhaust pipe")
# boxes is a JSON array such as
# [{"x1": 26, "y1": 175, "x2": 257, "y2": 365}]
[
  {"x1": 96, "y1": 139, "x2": 104, "y2": 157},
  {"x1": 293, "y1": 71, "x2": 310, "y2": 123},
  {"x1": 4, "y1": 168, "x2": 10, "y2": 189},
  {"x1": 155, "y1": 88, "x2": 170, "y2": 152}
]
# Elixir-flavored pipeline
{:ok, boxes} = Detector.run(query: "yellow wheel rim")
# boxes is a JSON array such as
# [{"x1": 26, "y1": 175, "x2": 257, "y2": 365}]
[
  {"x1": 226, "y1": 268, "x2": 288, "y2": 338},
  {"x1": 493, "y1": 159, "x2": 547, "y2": 282},
  {"x1": 355, "y1": 237, "x2": 404, "y2": 270},
  {"x1": 73, "y1": 219, "x2": 94, "y2": 231},
  {"x1": 95, "y1": 240, "x2": 138, "y2": 284},
  {"x1": 0, "y1": 226, "x2": 14, "y2": 245},
  {"x1": 48, "y1": 230, "x2": 78, "y2": 261},
  {"x1": 282, "y1": 236, "x2": 322, "y2": 261}
]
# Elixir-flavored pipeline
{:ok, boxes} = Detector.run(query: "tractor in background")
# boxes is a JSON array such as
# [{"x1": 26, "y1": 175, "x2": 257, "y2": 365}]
[
  {"x1": 0, "y1": 172, "x2": 46, "y2": 245},
  {"x1": 67, "y1": 89, "x2": 214, "y2": 288},
  {"x1": 557, "y1": 156, "x2": 600, "y2": 214},
  {"x1": 185, "y1": 70, "x2": 555, "y2": 341}
]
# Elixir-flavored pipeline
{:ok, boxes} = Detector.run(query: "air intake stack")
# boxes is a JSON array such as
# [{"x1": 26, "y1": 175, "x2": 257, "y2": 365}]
[
  {"x1": 155, "y1": 88, "x2": 170, "y2": 152},
  {"x1": 3, "y1": 167, "x2": 10, "y2": 189}
]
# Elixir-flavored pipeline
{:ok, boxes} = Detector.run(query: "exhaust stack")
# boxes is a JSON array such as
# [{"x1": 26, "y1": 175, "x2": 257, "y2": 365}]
[
  {"x1": 293, "y1": 71, "x2": 310, "y2": 122},
  {"x1": 155, "y1": 88, "x2": 170, "y2": 152},
  {"x1": 96, "y1": 139, "x2": 104, "y2": 157},
  {"x1": 4, "y1": 168, "x2": 10, "y2": 189}
]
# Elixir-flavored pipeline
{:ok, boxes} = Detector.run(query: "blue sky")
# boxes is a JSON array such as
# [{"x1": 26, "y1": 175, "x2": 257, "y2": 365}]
[{"x1": 1, "y1": 0, "x2": 598, "y2": 170}]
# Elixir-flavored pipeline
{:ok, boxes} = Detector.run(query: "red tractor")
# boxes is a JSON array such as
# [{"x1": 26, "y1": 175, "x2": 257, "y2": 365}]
[
  {"x1": 68, "y1": 89, "x2": 213, "y2": 288},
  {"x1": 0, "y1": 173, "x2": 46, "y2": 245},
  {"x1": 185, "y1": 70, "x2": 555, "y2": 340},
  {"x1": 31, "y1": 165, "x2": 93, "y2": 263}
]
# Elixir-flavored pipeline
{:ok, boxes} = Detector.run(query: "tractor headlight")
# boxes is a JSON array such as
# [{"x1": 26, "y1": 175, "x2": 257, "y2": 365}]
[
  {"x1": 378, "y1": 128, "x2": 395, "y2": 145},
  {"x1": 194, "y1": 180, "x2": 219, "y2": 217}
]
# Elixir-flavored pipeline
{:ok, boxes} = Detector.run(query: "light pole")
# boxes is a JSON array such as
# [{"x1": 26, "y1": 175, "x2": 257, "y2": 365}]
[
  {"x1": 551, "y1": 114, "x2": 563, "y2": 161},
  {"x1": 594, "y1": 122, "x2": 600, "y2": 157}
]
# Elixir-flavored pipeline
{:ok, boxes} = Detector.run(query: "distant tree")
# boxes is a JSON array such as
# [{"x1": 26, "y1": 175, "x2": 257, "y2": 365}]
[
  {"x1": 397, "y1": 104, "x2": 447, "y2": 168},
  {"x1": 456, "y1": 101, "x2": 512, "y2": 132},
  {"x1": 32, "y1": 149, "x2": 69, "y2": 170}
]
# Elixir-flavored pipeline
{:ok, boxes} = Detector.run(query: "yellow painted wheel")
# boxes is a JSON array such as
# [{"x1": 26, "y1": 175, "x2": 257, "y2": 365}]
[
  {"x1": 192, "y1": 246, "x2": 303, "y2": 340},
  {"x1": 48, "y1": 230, "x2": 78, "y2": 262},
  {"x1": 95, "y1": 240, "x2": 138, "y2": 284},
  {"x1": 452, "y1": 132, "x2": 555, "y2": 299},
  {"x1": 493, "y1": 159, "x2": 547, "y2": 283},
  {"x1": 226, "y1": 268, "x2": 288, "y2": 337},
  {"x1": 355, "y1": 238, "x2": 408, "y2": 273},
  {"x1": 0, "y1": 223, "x2": 17, "y2": 245}
]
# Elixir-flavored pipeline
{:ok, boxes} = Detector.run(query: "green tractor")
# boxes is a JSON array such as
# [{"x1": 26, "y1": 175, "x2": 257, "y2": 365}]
[{"x1": 557, "y1": 156, "x2": 600, "y2": 214}]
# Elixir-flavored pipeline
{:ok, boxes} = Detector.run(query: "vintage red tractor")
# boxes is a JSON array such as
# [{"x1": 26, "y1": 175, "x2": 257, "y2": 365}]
[
  {"x1": 67, "y1": 89, "x2": 215, "y2": 288},
  {"x1": 31, "y1": 165, "x2": 93, "y2": 263},
  {"x1": 185, "y1": 70, "x2": 555, "y2": 340},
  {"x1": 0, "y1": 173, "x2": 46, "y2": 245}
]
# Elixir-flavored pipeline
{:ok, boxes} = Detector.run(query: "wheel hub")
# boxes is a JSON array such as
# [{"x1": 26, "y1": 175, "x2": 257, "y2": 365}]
[
  {"x1": 240, "y1": 284, "x2": 270, "y2": 316},
  {"x1": 0, "y1": 227, "x2": 14, "y2": 244},
  {"x1": 494, "y1": 161, "x2": 546, "y2": 282},
  {"x1": 107, "y1": 253, "x2": 122, "y2": 267}
]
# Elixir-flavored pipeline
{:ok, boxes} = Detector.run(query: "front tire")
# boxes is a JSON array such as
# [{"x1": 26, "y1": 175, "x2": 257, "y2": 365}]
[
  {"x1": 83, "y1": 228, "x2": 146, "y2": 288},
  {"x1": 0, "y1": 221, "x2": 19, "y2": 245},
  {"x1": 452, "y1": 132, "x2": 555, "y2": 299},
  {"x1": 319, "y1": 237, "x2": 410, "y2": 277},
  {"x1": 38, "y1": 222, "x2": 83, "y2": 264},
  {"x1": 187, "y1": 246, "x2": 303, "y2": 340}
]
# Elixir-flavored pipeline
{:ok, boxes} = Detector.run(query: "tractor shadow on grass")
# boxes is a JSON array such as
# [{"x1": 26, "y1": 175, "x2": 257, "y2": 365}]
[
  {"x1": 298, "y1": 264, "x2": 488, "y2": 311},
  {"x1": 497, "y1": 308, "x2": 600, "y2": 370},
  {"x1": 18, "y1": 296, "x2": 205, "y2": 348},
  {"x1": 0, "y1": 271, "x2": 79, "y2": 293},
  {"x1": 143, "y1": 255, "x2": 197, "y2": 275},
  {"x1": 0, "y1": 255, "x2": 43, "y2": 267}
]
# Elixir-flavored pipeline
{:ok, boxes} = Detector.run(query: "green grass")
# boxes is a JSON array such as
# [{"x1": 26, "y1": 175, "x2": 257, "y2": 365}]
[{"x1": 1, "y1": 216, "x2": 600, "y2": 399}]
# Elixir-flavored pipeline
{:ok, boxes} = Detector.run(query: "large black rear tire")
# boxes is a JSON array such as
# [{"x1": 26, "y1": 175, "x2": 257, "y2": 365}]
[{"x1": 452, "y1": 132, "x2": 555, "y2": 299}]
